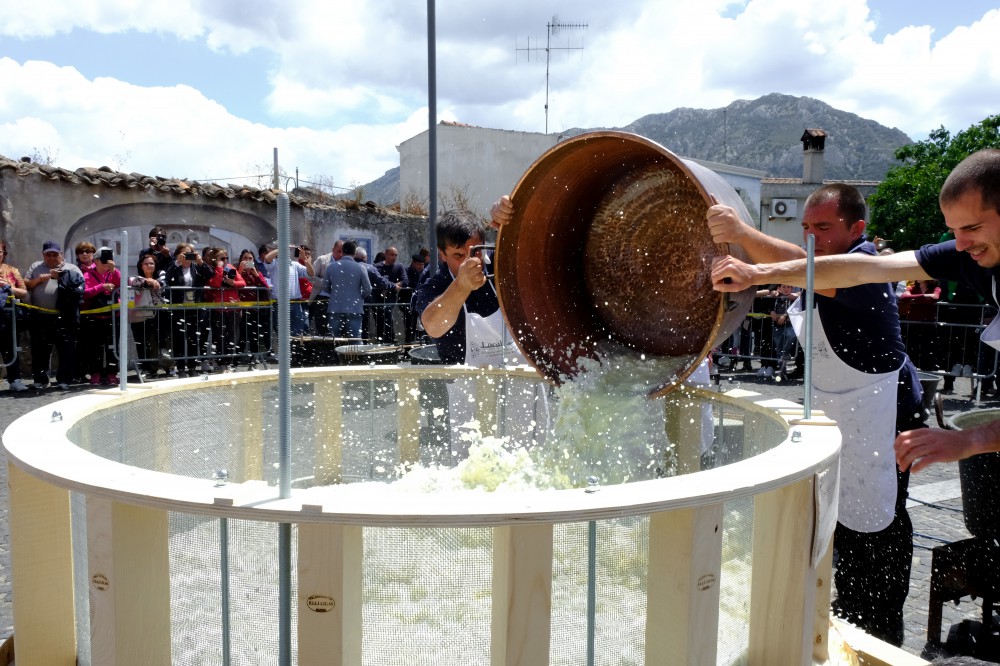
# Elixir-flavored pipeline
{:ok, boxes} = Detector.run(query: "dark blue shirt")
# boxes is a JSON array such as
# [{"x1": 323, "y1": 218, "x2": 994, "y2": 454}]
[
  {"x1": 413, "y1": 267, "x2": 499, "y2": 364},
  {"x1": 916, "y1": 239, "x2": 1000, "y2": 306},
  {"x1": 813, "y1": 238, "x2": 923, "y2": 429}
]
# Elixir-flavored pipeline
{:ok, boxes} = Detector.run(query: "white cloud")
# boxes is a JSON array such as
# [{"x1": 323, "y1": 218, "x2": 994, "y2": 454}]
[{"x1": 0, "y1": 0, "x2": 998, "y2": 189}]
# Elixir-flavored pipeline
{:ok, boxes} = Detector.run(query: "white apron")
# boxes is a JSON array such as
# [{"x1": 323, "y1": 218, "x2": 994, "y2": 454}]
[
  {"x1": 789, "y1": 296, "x2": 900, "y2": 532},
  {"x1": 981, "y1": 277, "x2": 1000, "y2": 351},
  {"x1": 463, "y1": 280, "x2": 526, "y2": 368},
  {"x1": 446, "y1": 280, "x2": 542, "y2": 452}
]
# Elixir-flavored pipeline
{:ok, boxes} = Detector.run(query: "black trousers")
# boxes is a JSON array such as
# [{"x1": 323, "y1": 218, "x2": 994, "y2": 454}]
[
  {"x1": 831, "y1": 464, "x2": 913, "y2": 646},
  {"x1": 29, "y1": 311, "x2": 78, "y2": 385}
]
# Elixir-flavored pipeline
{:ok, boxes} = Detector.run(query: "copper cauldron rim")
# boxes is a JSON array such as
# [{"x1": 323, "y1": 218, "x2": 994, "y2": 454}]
[{"x1": 495, "y1": 130, "x2": 754, "y2": 397}]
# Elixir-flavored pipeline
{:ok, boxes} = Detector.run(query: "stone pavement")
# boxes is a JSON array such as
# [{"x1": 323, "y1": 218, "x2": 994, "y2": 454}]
[{"x1": 0, "y1": 368, "x2": 996, "y2": 661}]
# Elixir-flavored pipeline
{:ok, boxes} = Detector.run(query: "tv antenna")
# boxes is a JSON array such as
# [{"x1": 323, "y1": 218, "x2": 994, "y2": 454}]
[{"x1": 516, "y1": 15, "x2": 587, "y2": 133}]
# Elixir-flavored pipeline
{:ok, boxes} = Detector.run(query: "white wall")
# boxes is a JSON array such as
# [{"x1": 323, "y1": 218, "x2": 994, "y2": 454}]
[{"x1": 398, "y1": 124, "x2": 560, "y2": 219}]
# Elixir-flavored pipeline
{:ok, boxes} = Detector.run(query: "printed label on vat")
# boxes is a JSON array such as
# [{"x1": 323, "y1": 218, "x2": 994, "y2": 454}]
[
  {"x1": 696, "y1": 574, "x2": 716, "y2": 591},
  {"x1": 92, "y1": 573, "x2": 110, "y2": 591},
  {"x1": 306, "y1": 594, "x2": 336, "y2": 612}
]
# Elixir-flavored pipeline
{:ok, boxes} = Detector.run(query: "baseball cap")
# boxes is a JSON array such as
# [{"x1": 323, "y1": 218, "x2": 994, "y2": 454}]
[{"x1": 42, "y1": 240, "x2": 61, "y2": 253}]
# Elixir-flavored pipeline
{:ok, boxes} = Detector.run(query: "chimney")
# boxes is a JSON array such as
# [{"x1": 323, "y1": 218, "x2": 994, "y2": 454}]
[{"x1": 800, "y1": 128, "x2": 826, "y2": 184}]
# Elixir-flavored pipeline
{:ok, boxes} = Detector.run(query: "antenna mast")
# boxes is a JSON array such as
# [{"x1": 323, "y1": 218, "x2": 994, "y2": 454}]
[{"x1": 516, "y1": 15, "x2": 587, "y2": 133}]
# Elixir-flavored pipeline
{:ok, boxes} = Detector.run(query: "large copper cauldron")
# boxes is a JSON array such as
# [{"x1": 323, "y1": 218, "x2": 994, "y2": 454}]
[{"x1": 495, "y1": 131, "x2": 755, "y2": 397}]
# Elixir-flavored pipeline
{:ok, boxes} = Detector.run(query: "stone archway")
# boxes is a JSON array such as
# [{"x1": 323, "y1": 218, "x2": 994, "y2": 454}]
[{"x1": 65, "y1": 202, "x2": 276, "y2": 263}]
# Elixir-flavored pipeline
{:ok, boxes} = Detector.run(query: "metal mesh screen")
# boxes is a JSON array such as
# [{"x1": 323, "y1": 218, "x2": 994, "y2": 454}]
[
  {"x1": 57, "y1": 371, "x2": 787, "y2": 664},
  {"x1": 362, "y1": 527, "x2": 493, "y2": 664}
]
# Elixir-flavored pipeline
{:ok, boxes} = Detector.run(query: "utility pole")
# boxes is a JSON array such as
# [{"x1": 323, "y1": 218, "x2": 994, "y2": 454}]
[{"x1": 516, "y1": 15, "x2": 587, "y2": 133}]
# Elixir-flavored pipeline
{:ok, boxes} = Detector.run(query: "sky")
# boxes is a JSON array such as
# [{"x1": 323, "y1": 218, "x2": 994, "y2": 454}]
[{"x1": 0, "y1": 0, "x2": 997, "y2": 193}]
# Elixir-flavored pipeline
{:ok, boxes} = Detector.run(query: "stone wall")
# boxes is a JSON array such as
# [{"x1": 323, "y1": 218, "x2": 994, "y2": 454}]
[{"x1": 0, "y1": 157, "x2": 428, "y2": 268}]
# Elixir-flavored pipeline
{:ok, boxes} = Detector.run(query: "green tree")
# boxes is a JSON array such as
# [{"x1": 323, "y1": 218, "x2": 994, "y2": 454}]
[{"x1": 868, "y1": 115, "x2": 1000, "y2": 250}]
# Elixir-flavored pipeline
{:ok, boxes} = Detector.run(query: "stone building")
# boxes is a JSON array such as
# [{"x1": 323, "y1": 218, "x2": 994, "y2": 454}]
[
  {"x1": 0, "y1": 156, "x2": 427, "y2": 272},
  {"x1": 760, "y1": 129, "x2": 880, "y2": 246}
]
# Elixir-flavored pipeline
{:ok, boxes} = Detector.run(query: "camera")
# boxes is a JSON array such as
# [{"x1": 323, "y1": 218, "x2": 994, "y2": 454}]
[
  {"x1": 99, "y1": 249, "x2": 114, "y2": 263},
  {"x1": 225, "y1": 267, "x2": 237, "y2": 279},
  {"x1": 156, "y1": 234, "x2": 167, "y2": 246},
  {"x1": 184, "y1": 252, "x2": 197, "y2": 261}
]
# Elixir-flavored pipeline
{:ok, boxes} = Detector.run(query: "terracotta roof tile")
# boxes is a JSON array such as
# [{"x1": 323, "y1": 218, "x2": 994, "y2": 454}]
[{"x1": 0, "y1": 155, "x2": 311, "y2": 207}]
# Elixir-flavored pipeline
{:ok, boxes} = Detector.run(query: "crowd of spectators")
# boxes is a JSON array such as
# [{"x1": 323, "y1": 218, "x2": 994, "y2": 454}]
[
  {"x1": 0, "y1": 229, "x2": 436, "y2": 391},
  {"x1": 6, "y1": 227, "x2": 998, "y2": 393}
]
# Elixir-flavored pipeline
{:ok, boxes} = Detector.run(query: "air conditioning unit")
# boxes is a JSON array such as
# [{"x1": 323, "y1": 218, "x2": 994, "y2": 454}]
[{"x1": 771, "y1": 199, "x2": 797, "y2": 218}]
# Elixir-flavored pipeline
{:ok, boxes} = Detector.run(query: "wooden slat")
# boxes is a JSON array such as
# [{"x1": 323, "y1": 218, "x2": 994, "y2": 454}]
[
  {"x1": 314, "y1": 380, "x2": 344, "y2": 485},
  {"x1": 397, "y1": 376, "x2": 421, "y2": 467},
  {"x1": 240, "y1": 385, "x2": 263, "y2": 481},
  {"x1": 8, "y1": 463, "x2": 77, "y2": 665},
  {"x1": 297, "y1": 523, "x2": 363, "y2": 666},
  {"x1": 87, "y1": 498, "x2": 171, "y2": 666},
  {"x1": 646, "y1": 504, "x2": 724, "y2": 665},
  {"x1": 491, "y1": 524, "x2": 553, "y2": 666},
  {"x1": 748, "y1": 477, "x2": 816, "y2": 665}
]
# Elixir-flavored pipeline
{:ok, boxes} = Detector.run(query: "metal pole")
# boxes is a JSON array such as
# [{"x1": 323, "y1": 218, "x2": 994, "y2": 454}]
[
  {"x1": 220, "y1": 518, "x2": 231, "y2": 666},
  {"x1": 804, "y1": 234, "x2": 815, "y2": 419},
  {"x1": 276, "y1": 192, "x2": 292, "y2": 666},
  {"x1": 426, "y1": 0, "x2": 438, "y2": 277},
  {"x1": 586, "y1": 519, "x2": 597, "y2": 666},
  {"x1": 119, "y1": 230, "x2": 129, "y2": 391},
  {"x1": 273, "y1": 147, "x2": 280, "y2": 190}
]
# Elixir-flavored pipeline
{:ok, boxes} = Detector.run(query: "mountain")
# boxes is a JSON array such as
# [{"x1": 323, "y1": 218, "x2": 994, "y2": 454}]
[
  {"x1": 567, "y1": 93, "x2": 912, "y2": 181},
  {"x1": 359, "y1": 93, "x2": 913, "y2": 205}
]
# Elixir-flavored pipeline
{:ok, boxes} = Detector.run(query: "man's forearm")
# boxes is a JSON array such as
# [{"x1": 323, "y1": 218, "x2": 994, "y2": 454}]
[
  {"x1": 420, "y1": 283, "x2": 471, "y2": 338},
  {"x1": 734, "y1": 226, "x2": 807, "y2": 264},
  {"x1": 730, "y1": 252, "x2": 930, "y2": 289}
]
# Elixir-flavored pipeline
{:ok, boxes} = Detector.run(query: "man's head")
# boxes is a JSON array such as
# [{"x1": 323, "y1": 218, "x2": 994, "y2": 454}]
[
  {"x1": 354, "y1": 247, "x2": 368, "y2": 262},
  {"x1": 149, "y1": 226, "x2": 167, "y2": 248},
  {"x1": 342, "y1": 240, "x2": 357, "y2": 258},
  {"x1": 436, "y1": 209, "x2": 488, "y2": 275},
  {"x1": 940, "y1": 149, "x2": 1000, "y2": 268},
  {"x1": 801, "y1": 184, "x2": 867, "y2": 256},
  {"x1": 410, "y1": 253, "x2": 425, "y2": 270},
  {"x1": 777, "y1": 284, "x2": 794, "y2": 296},
  {"x1": 383, "y1": 247, "x2": 399, "y2": 265},
  {"x1": 41, "y1": 240, "x2": 63, "y2": 268},
  {"x1": 332, "y1": 239, "x2": 344, "y2": 261}
]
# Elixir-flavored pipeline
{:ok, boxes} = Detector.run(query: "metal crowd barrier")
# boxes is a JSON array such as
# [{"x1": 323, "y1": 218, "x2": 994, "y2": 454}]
[
  {"x1": 712, "y1": 298, "x2": 999, "y2": 400},
  {"x1": 1, "y1": 296, "x2": 20, "y2": 368}
]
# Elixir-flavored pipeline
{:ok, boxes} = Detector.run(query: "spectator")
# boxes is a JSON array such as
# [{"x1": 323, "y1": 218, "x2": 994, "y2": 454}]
[
  {"x1": 81, "y1": 247, "x2": 122, "y2": 385},
  {"x1": 0, "y1": 239, "x2": 28, "y2": 392},
  {"x1": 310, "y1": 240, "x2": 343, "y2": 336},
  {"x1": 899, "y1": 279, "x2": 942, "y2": 373},
  {"x1": 24, "y1": 240, "x2": 84, "y2": 390},
  {"x1": 374, "y1": 246, "x2": 406, "y2": 342},
  {"x1": 164, "y1": 243, "x2": 213, "y2": 377},
  {"x1": 769, "y1": 284, "x2": 799, "y2": 381},
  {"x1": 403, "y1": 253, "x2": 425, "y2": 343},
  {"x1": 236, "y1": 248, "x2": 270, "y2": 364},
  {"x1": 262, "y1": 245, "x2": 310, "y2": 336},
  {"x1": 137, "y1": 226, "x2": 173, "y2": 275},
  {"x1": 324, "y1": 240, "x2": 371, "y2": 339},
  {"x1": 205, "y1": 247, "x2": 246, "y2": 370},
  {"x1": 255, "y1": 242, "x2": 277, "y2": 360},
  {"x1": 353, "y1": 246, "x2": 391, "y2": 340},
  {"x1": 128, "y1": 253, "x2": 167, "y2": 380}
]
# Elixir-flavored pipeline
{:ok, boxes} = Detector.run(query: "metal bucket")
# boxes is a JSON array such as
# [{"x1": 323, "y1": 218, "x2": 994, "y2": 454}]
[
  {"x1": 946, "y1": 408, "x2": 1000, "y2": 541},
  {"x1": 408, "y1": 344, "x2": 443, "y2": 365},
  {"x1": 334, "y1": 344, "x2": 402, "y2": 365},
  {"x1": 916, "y1": 371, "x2": 941, "y2": 412},
  {"x1": 495, "y1": 131, "x2": 755, "y2": 397}
]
